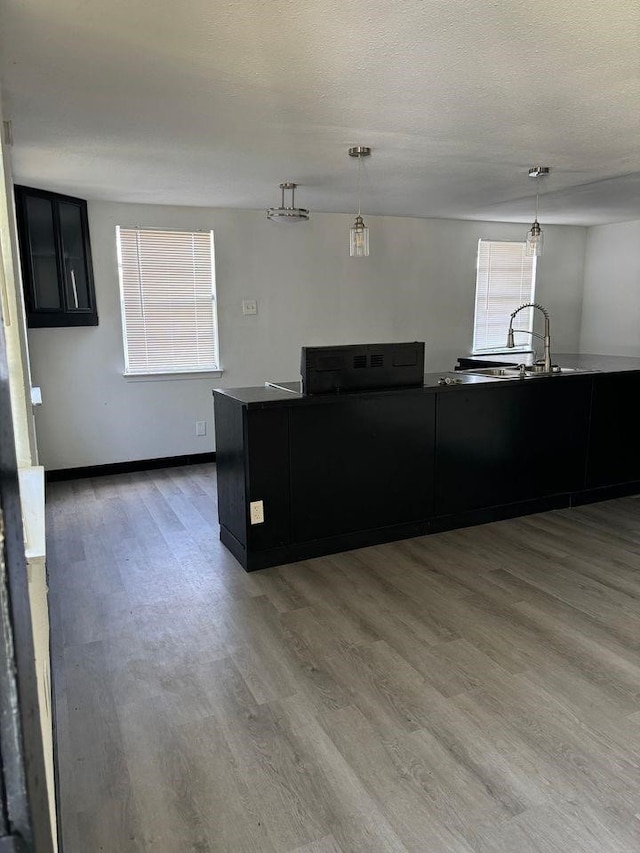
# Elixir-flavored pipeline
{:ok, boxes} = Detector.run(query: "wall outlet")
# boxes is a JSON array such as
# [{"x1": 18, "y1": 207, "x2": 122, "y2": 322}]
[
  {"x1": 249, "y1": 500, "x2": 264, "y2": 525},
  {"x1": 196, "y1": 420, "x2": 206, "y2": 436},
  {"x1": 242, "y1": 299, "x2": 258, "y2": 316}
]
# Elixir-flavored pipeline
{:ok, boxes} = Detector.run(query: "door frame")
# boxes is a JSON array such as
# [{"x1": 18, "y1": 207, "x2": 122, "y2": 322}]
[{"x1": 0, "y1": 314, "x2": 53, "y2": 851}]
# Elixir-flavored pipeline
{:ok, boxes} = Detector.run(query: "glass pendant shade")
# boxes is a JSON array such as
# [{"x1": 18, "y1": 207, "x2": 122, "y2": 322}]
[
  {"x1": 525, "y1": 167, "x2": 549, "y2": 257},
  {"x1": 350, "y1": 214, "x2": 369, "y2": 257},
  {"x1": 525, "y1": 220, "x2": 544, "y2": 257},
  {"x1": 348, "y1": 146, "x2": 371, "y2": 257}
]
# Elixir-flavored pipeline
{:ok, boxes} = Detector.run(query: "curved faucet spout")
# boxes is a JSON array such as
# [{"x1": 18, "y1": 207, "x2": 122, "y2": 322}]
[{"x1": 506, "y1": 302, "x2": 552, "y2": 373}]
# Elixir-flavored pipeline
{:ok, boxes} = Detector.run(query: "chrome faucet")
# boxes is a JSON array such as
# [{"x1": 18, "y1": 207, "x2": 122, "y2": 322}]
[{"x1": 506, "y1": 302, "x2": 552, "y2": 373}]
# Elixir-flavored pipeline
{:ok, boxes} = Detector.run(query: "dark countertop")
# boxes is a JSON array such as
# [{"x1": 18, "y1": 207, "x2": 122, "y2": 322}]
[
  {"x1": 213, "y1": 353, "x2": 640, "y2": 407},
  {"x1": 458, "y1": 352, "x2": 640, "y2": 371},
  {"x1": 213, "y1": 371, "x2": 499, "y2": 406}
]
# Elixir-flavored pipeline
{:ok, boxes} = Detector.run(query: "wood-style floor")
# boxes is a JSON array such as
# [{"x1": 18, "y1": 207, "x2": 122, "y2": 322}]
[{"x1": 47, "y1": 464, "x2": 640, "y2": 853}]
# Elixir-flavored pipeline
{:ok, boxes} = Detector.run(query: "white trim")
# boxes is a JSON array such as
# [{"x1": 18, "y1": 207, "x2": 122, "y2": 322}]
[
  {"x1": 123, "y1": 368, "x2": 224, "y2": 382},
  {"x1": 472, "y1": 239, "x2": 537, "y2": 355},
  {"x1": 116, "y1": 226, "x2": 219, "y2": 375}
]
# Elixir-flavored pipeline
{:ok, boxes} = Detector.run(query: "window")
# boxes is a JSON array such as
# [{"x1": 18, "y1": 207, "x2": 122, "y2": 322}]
[
  {"x1": 472, "y1": 239, "x2": 536, "y2": 354},
  {"x1": 116, "y1": 227, "x2": 219, "y2": 375}
]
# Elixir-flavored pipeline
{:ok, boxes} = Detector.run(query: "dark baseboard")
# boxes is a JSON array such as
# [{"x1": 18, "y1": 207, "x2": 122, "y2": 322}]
[
  {"x1": 46, "y1": 452, "x2": 216, "y2": 482},
  {"x1": 571, "y1": 480, "x2": 640, "y2": 506},
  {"x1": 219, "y1": 526, "x2": 248, "y2": 567},
  {"x1": 429, "y1": 493, "x2": 571, "y2": 534},
  {"x1": 228, "y1": 484, "x2": 640, "y2": 573},
  {"x1": 222, "y1": 519, "x2": 431, "y2": 572}
]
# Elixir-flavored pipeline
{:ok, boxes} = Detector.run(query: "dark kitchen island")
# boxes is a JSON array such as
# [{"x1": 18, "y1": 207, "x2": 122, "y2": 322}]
[{"x1": 213, "y1": 354, "x2": 640, "y2": 571}]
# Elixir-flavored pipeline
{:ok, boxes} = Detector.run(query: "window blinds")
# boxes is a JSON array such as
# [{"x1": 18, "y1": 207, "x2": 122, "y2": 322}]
[
  {"x1": 472, "y1": 240, "x2": 536, "y2": 354},
  {"x1": 117, "y1": 227, "x2": 218, "y2": 374}
]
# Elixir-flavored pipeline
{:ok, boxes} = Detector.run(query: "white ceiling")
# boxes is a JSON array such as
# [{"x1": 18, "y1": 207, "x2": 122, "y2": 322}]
[{"x1": 1, "y1": 0, "x2": 639, "y2": 225}]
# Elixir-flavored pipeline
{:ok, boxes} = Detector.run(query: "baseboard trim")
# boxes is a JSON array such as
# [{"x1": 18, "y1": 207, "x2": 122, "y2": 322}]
[
  {"x1": 571, "y1": 480, "x2": 640, "y2": 506},
  {"x1": 230, "y1": 488, "x2": 631, "y2": 572},
  {"x1": 46, "y1": 452, "x2": 216, "y2": 482},
  {"x1": 430, "y1": 493, "x2": 571, "y2": 534},
  {"x1": 225, "y1": 519, "x2": 431, "y2": 572}
]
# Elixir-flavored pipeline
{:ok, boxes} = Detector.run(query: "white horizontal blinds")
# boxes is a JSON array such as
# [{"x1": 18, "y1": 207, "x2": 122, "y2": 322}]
[
  {"x1": 473, "y1": 240, "x2": 536, "y2": 353},
  {"x1": 117, "y1": 227, "x2": 218, "y2": 373}
]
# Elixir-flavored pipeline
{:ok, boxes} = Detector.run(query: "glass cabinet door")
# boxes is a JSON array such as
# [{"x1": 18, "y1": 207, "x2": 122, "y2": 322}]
[
  {"x1": 15, "y1": 186, "x2": 98, "y2": 327},
  {"x1": 24, "y1": 194, "x2": 61, "y2": 310},
  {"x1": 58, "y1": 201, "x2": 91, "y2": 311}
]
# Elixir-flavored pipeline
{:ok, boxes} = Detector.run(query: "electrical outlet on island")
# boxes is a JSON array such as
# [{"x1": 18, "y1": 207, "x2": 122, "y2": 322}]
[{"x1": 250, "y1": 500, "x2": 264, "y2": 524}]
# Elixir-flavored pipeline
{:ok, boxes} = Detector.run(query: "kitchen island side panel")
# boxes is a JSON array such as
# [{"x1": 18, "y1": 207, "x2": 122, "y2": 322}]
[
  {"x1": 213, "y1": 391, "x2": 248, "y2": 548},
  {"x1": 586, "y1": 371, "x2": 640, "y2": 488},
  {"x1": 245, "y1": 407, "x2": 291, "y2": 552},
  {"x1": 435, "y1": 377, "x2": 592, "y2": 516},
  {"x1": 289, "y1": 392, "x2": 436, "y2": 542}
]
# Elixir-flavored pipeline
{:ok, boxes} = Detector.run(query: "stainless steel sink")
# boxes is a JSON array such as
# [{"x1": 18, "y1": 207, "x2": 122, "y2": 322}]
[
  {"x1": 458, "y1": 365, "x2": 598, "y2": 379},
  {"x1": 476, "y1": 367, "x2": 521, "y2": 377},
  {"x1": 547, "y1": 366, "x2": 595, "y2": 374},
  {"x1": 457, "y1": 367, "x2": 522, "y2": 379}
]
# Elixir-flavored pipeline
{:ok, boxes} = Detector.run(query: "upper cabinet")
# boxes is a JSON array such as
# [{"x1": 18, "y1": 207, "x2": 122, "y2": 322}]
[{"x1": 14, "y1": 185, "x2": 98, "y2": 327}]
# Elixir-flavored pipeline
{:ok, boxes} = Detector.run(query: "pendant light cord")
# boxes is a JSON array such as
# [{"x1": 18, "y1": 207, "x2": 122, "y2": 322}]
[
  {"x1": 356, "y1": 154, "x2": 362, "y2": 217},
  {"x1": 534, "y1": 175, "x2": 540, "y2": 222}
]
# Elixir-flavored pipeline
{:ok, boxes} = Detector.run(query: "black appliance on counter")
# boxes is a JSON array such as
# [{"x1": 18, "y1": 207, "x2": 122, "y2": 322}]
[{"x1": 300, "y1": 341, "x2": 425, "y2": 395}]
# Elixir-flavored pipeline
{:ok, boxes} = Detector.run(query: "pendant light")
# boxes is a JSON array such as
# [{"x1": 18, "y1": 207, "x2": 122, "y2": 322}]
[
  {"x1": 348, "y1": 146, "x2": 371, "y2": 257},
  {"x1": 525, "y1": 166, "x2": 550, "y2": 257},
  {"x1": 266, "y1": 182, "x2": 309, "y2": 222}
]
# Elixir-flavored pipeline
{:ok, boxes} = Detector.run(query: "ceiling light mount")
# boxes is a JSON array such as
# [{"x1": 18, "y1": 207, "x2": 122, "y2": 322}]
[
  {"x1": 266, "y1": 181, "x2": 310, "y2": 223},
  {"x1": 528, "y1": 166, "x2": 550, "y2": 178},
  {"x1": 349, "y1": 146, "x2": 372, "y2": 257},
  {"x1": 526, "y1": 165, "x2": 550, "y2": 257},
  {"x1": 349, "y1": 146, "x2": 371, "y2": 159}
]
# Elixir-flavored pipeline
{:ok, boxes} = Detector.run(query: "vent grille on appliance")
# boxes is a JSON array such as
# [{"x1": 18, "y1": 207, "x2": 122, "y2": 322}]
[
  {"x1": 370, "y1": 354, "x2": 384, "y2": 368},
  {"x1": 353, "y1": 355, "x2": 367, "y2": 369}
]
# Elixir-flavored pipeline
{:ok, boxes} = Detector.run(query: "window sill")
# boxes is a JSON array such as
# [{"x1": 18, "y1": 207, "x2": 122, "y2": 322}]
[
  {"x1": 123, "y1": 369, "x2": 224, "y2": 382},
  {"x1": 471, "y1": 349, "x2": 532, "y2": 356}
]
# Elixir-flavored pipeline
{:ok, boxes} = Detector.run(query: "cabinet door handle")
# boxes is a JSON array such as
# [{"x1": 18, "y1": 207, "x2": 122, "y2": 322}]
[{"x1": 70, "y1": 268, "x2": 79, "y2": 309}]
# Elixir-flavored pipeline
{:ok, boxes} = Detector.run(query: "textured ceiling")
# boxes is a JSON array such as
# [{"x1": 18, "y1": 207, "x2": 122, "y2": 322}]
[{"x1": 1, "y1": 0, "x2": 639, "y2": 225}]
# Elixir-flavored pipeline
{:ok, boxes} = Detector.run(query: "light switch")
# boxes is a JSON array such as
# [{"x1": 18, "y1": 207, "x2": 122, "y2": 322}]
[{"x1": 242, "y1": 299, "x2": 258, "y2": 316}]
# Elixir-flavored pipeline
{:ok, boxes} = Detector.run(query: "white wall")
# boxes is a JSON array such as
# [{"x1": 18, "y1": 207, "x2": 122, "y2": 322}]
[
  {"x1": 27, "y1": 201, "x2": 587, "y2": 470},
  {"x1": 580, "y1": 219, "x2": 640, "y2": 356}
]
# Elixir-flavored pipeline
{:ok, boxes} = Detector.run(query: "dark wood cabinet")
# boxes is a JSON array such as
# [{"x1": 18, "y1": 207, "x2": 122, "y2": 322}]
[
  {"x1": 586, "y1": 372, "x2": 640, "y2": 488},
  {"x1": 214, "y1": 390, "x2": 434, "y2": 570},
  {"x1": 245, "y1": 407, "x2": 291, "y2": 552},
  {"x1": 214, "y1": 394, "x2": 292, "y2": 566},
  {"x1": 14, "y1": 186, "x2": 98, "y2": 327},
  {"x1": 289, "y1": 393, "x2": 435, "y2": 541},
  {"x1": 213, "y1": 364, "x2": 640, "y2": 571},
  {"x1": 435, "y1": 378, "x2": 592, "y2": 517}
]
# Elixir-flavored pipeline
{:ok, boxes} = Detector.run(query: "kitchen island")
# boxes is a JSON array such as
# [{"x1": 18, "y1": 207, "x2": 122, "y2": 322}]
[{"x1": 213, "y1": 354, "x2": 640, "y2": 571}]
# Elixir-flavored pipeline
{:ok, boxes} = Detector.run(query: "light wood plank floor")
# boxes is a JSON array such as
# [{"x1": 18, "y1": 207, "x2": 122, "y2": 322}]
[{"x1": 47, "y1": 465, "x2": 640, "y2": 852}]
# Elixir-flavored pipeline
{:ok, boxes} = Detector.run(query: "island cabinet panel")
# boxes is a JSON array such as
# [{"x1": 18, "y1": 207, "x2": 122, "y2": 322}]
[
  {"x1": 214, "y1": 395, "x2": 291, "y2": 561},
  {"x1": 586, "y1": 371, "x2": 640, "y2": 488},
  {"x1": 214, "y1": 362, "x2": 640, "y2": 571},
  {"x1": 214, "y1": 393, "x2": 247, "y2": 548},
  {"x1": 245, "y1": 407, "x2": 291, "y2": 551},
  {"x1": 435, "y1": 378, "x2": 592, "y2": 516},
  {"x1": 289, "y1": 392, "x2": 436, "y2": 542}
]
